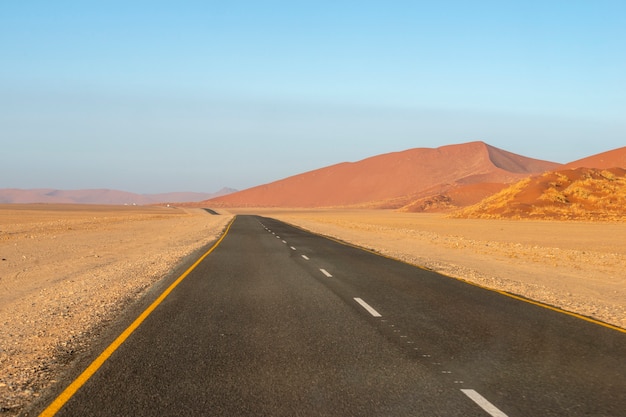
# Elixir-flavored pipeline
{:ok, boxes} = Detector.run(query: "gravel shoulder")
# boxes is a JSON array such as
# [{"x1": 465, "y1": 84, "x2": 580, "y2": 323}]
[{"x1": 0, "y1": 205, "x2": 233, "y2": 415}]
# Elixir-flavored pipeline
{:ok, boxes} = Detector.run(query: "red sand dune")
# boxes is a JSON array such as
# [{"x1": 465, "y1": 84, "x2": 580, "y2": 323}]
[
  {"x1": 456, "y1": 167, "x2": 626, "y2": 221},
  {"x1": 564, "y1": 146, "x2": 626, "y2": 170},
  {"x1": 206, "y1": 141, "x2": 561, "y2": 208},
  {"x1": 0, "y1": 188, "x2": 235, "y2": 205},
  {"x1": 398, "y1": 182, "x2": 510, "y2": 212}
]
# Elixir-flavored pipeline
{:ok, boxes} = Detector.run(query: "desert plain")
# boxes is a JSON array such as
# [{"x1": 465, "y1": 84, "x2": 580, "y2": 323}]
[{"x1": 1, "y1": 204, "x2": 625, "y2": 414}]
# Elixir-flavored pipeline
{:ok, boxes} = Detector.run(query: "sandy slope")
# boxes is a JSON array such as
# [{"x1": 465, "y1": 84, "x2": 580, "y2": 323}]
[
  {"x1": 455, "y1": 167, "x2": 626, "y2": 221},
  {"x1": 1, "y1": 205, "x2": 624, "y2": 414},
  {"x1": 207, "y1": 142, "x2": 560, "y2": 208}
]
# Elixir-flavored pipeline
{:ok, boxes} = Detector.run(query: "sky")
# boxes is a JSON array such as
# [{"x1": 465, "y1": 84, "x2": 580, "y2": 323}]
[{"x1": 1, "y1": 1, "x2": 625, "y2": 194}]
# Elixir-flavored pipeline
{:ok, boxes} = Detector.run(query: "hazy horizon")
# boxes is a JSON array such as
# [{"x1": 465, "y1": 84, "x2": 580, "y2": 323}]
[{"x1": 2, "y1": 1, "x2": 625, "y2": 194}]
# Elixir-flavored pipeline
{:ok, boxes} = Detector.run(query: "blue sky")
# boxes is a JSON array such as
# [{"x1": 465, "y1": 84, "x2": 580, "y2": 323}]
[{"x1": 1, "y1": 1, "x2": 624, "y2": 193}]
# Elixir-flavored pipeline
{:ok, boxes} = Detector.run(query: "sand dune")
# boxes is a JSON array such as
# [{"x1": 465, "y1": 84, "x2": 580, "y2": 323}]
[
  {"x1": 207, "y1": 141, "x2": 560, "y2": 208},
  {"x1": 564, "y1": 146, "x2": 626, "y2": 170},
  {"x1": 5, "y1": 144, "x2": 623, "y2": 215},
  {"x1": 456, "y1": 167, "x2": 626, "y2": 221},
  {"x1": 206, "y1": 144, "x2": 626, "y2": 220},
  {"x1": 0, "y1": 188, "x2": 236, "y2": 205}
]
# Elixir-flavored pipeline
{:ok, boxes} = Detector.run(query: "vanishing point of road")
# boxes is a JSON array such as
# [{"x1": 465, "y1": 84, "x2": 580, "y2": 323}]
[{"x1": 34, "y1": 215, "x2": 626, "y2": 416}]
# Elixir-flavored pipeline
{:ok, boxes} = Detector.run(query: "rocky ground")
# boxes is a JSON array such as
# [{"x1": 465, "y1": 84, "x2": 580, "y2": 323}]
[
  {"x1": 0, "y1": 205, "x2": 232, "y2": 415},
  {"x1": 2, "y1": 206, "x2": 624, "y2": 415}
]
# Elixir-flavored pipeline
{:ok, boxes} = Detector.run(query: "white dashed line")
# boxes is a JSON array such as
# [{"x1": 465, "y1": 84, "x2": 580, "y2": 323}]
[
  {"x1": 461, "y1": 390, "x2": 508, "y2": 417},
  {"x1": 353, "y1": 297, "x2": 382, "y2": 317},
  {"x1": 264, "y1": 221, "x2": 506, "y2": 417}
]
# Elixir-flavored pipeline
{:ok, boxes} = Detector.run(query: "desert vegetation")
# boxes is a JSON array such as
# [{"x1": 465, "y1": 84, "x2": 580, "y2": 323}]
[{"x1": 454, "y1": 168, "x2": 626, "y2": 221}]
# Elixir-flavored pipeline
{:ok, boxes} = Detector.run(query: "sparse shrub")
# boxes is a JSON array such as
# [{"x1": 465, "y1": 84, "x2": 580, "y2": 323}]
[{"x1": 453, "y1": 167, "x2": 626, "y2": 221}]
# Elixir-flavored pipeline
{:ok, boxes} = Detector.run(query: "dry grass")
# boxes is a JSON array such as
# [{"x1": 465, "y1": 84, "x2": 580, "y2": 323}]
[{"x1": 454, "y1": 168, "x2": 626, "y2": 221}]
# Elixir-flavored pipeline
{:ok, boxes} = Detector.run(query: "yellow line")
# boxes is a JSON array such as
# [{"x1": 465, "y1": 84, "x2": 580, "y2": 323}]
[
  {"x1": 490, "y1": 288, "x2": 626, "y2": 334},
  {"x1": 282, "y1": 220, "x2": 626, "y2": 334},
  {"x1": 39, "y1": 216, "x2": 236, "y2": 417}
]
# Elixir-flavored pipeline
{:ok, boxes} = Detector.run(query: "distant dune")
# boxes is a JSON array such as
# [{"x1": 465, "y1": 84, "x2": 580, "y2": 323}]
[
  {"x1": 0, "y1": 187, "x2": 237, "y2": 205},
  {"x1": 7, "y1": 143, "x2": 624, "y2": 219},
  {"x1": 205, "y1": 141, "x2": 561, "y2": 209},
  {"x1": 564, "y1": 146, "x2": 626, "y2": 170}
]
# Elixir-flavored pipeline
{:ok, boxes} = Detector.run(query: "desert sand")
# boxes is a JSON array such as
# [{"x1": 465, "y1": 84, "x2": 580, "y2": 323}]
[
  {"x1": 207, "y1": 142, "x2": 560, "y2": 209},
  {"x1": 1, "y1": 205, "x2": 625, "y2": 415},
  {"x1": 0, "y1": 205, "x2": 233, "y2": 415}
]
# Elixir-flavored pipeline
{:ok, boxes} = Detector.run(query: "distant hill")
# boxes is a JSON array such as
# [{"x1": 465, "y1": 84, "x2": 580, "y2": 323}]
[
  {"x1": 454, "y1": 167, "x2": 626, "y2": 221},
  {"x1": 7, "y1": 143, "x2": 622, "y2": 216},
  {"x1": 564, "y1": 146, "x2": 626, "y2": 170},
  {"x1": 0, "y1": 187, "x2": 237, "y2": 205},
  {"x1": 150, "y1": 188, "x2": 237, "y2": 204},
  {"x1": 204, "y1": 141, "x2": 561, "y2": 209}
]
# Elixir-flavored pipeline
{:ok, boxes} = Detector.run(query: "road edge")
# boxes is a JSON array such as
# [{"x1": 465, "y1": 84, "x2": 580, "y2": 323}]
[
  {"x1": 276, "y1": 218, "x2": 626, "y2": 335},
  {"x1": 37, "y1": 216, "x2": 237, "y2": 417}
]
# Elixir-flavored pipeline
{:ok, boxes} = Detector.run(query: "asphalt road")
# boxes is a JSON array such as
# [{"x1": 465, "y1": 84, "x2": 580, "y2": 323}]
[{"x1": 36, "y1": 215, "x2": 626, "y2": 416}]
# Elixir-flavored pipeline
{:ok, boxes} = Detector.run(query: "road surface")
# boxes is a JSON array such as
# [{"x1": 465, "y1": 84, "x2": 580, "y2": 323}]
[{"x1": 36, "y1": 215, "x2": 626, "y2": 416}]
